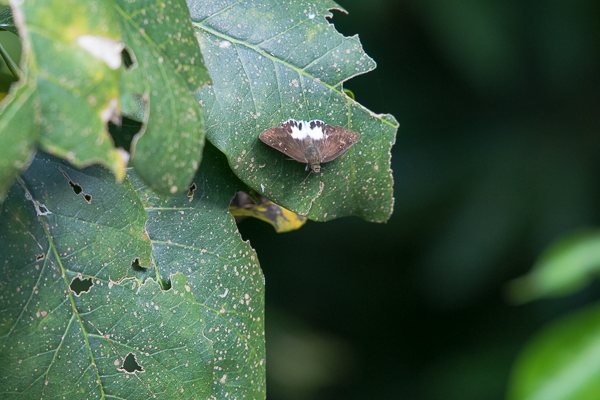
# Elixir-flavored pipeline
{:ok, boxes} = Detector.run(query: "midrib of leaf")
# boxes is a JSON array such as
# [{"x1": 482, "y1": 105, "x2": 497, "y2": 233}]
[
  {"x1": 192, "y1": 20, "x2": 398, "y2": 130},
  {"x1": 45, "y1": 221, "x2": 106, "y2": 399},
  {"x1": 17, "y1": 180, "x2": 107, "y2": 399}
]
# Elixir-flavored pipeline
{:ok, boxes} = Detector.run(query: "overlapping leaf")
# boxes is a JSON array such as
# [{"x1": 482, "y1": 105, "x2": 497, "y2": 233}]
[
  {"x1": 116, "y1": 0, "x2": 210, "y2": 194},
  {"x1": 190, "y1": 0, "x2": 398, "y2": 222},
  {"x1": 0, "y1": 0, "x2": 209, "y2": 198},
  {"x1": 0, "y1": 148, "x2": 265, "y2": 398},
  {"x1": 0, "y1": 0, "x2": 125, "y2": 199}
]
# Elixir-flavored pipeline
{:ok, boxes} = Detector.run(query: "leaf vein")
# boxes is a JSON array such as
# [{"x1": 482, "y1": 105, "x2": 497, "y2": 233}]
[{"x1": 193, "y1": 21, "x2": 397, "y2": 129}]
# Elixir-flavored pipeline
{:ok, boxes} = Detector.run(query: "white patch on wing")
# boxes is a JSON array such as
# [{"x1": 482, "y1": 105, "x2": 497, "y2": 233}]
[{"x1": 289, "y1": 119, "x2": 325, "y2": 140}]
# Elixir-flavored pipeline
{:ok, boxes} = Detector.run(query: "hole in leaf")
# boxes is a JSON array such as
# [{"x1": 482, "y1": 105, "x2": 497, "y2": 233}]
[
  {"x1": 160, "y1": 278, "x2": 172, "y2": 291},
  {"x1": 38, "y1": 204, "x2": 48, "y2": 214},
  {"x1": 109, "y1": 116, "x2": 143, "y2": 151},
  {"x1": 68, "y1": 181, "x2": 83, "y2": 195},
  {"x1": 131, "y1": 257, "x2": 144, "y2": 271},
  {"x1": 119, "y1": 352, "x2": 144, "y2": 374},
  {"x1": 36, "y1": 254, "x2": 45, "y2": 261},
  {"x1": 69, "y1": 276, "x2": 93, "y2": 295},
  {"x1": 187, "y1": 183, "x2": 197, "y2": 201},
  {"x1": 60, "y1": 169, "x2": 92, "y2": 204},
  {"x1": 121, "y1": 47, "x2": 135, "y2": 69}
]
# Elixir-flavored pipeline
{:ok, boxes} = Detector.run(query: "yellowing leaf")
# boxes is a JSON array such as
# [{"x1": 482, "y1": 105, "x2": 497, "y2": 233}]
[{"x1": 230, "y1": 191, "x2": 307, "y2": 233}]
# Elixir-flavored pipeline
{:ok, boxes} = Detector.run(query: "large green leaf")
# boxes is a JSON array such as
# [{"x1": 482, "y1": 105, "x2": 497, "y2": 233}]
[
  {"x1": 0, "y1": 147, "x2": 265, "y2": 398},
  {"x1": 116, "y1": 0, "x2": 210, "y2": 194},
  {"x1": 508, "y1": 303, "x2": 600, "y2": 400},
  {"x1": 190, "y1": 0, "x2": 398, "y2": 222},
  {"x1": 0, "y1": 166, "x2": 210, "y2": 397},
  {"x1": 508, "y1": 230, "x2": 600, "y2": 303}
]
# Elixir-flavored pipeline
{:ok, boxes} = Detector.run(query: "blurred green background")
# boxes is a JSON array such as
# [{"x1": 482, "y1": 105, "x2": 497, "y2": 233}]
[
  {"x1": 236, "y1": 1, "x2": 600, "y2": 399},
  {"x1": 2, "y1": 0, "x2": 599, "y2": 398}
]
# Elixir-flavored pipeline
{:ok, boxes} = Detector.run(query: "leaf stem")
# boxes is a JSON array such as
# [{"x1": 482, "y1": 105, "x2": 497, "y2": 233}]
[{"x1": 0, "y1": 42, "x2": 20, "y2": 80}]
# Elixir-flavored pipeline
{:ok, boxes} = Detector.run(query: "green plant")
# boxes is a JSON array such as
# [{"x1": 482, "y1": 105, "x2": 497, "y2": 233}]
[
  {"x1": 508, "y1": 231, "x2": 600, "y2": 399},
  {"x1": 0, "y1": 0, "x2": 397, "y2": 398}
]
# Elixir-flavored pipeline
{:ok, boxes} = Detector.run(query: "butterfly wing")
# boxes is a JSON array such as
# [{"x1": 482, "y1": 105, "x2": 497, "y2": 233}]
[
  {"x1": 319, "y1": 126, "x2": 360, "y2": 163},
  {"x1": 259, "y1": 127, "x2": 308, "y2": 163}
]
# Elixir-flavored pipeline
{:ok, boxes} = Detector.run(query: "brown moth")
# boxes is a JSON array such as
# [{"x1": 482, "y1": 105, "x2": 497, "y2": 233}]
[{"x1": 259, "y1": 119, "x2": 360, "y2": 173}]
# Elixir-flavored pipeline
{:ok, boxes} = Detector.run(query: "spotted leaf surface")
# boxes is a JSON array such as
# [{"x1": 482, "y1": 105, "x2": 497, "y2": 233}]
[
  {"x1": 0, "y1": 148, "x2": 265, "y2": 398},
  {"x1": 117, "y1": 0, "x2": 210, "y2": 194},
  {"x1": 3, "y1": 0, "x2": 126, "y2": 184},
  {"x1": 1, "y1": 0, "x2": 210, "y2": 198},
  {"x1": 131, "y1": 144, "x2": 265, "y2": 399},
  {"x1": 190, "y1": 0, "x2": 398, "y2": 222}
]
